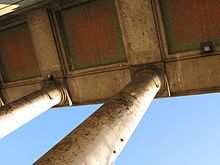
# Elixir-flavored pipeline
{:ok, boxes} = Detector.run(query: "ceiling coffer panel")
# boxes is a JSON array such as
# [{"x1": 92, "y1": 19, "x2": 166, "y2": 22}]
[
  {"x1": 0, "y1": 23, "x2": 41, "y2": 82},
  {"x1": 160, "y1": 0, "x2": 220, "y2": 54},
  {"x1": 58, "y1": 0, "x2": 127, "y2": 70}
]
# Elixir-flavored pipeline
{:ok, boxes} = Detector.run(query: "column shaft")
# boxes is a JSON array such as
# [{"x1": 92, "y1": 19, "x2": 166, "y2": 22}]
[
  {"x1": 34, "y1": 68, "x2": 163, "y2": 165},
  {"x1": 0, "y1": 83, "x2": 65, "y2": 139}
]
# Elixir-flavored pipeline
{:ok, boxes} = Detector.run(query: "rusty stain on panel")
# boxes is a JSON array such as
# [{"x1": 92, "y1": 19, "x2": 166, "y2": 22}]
[
  {"x1": 0, "y1": 23, "x2": 40, "y2": 82},
  {"x1": 160, "y1": 0, "x2": 220, "y2": 53},
  {"x1": 59, "y1": 0, "x2": 127, "y2": 70}
]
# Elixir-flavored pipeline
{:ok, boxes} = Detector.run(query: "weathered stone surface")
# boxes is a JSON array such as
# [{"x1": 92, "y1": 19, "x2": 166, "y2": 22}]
[
  {"x1": 0, "y1": 82, "x2": 66, "y2": 139},
  {"x1": 167, "y1": 55, "x2": 220, "y2": 95},
  {"x1": 34, "y1": 68, "x2": 162, "y2": 165},
  {"x1": 67, "y1": 69, "x2": 131, "y2": 104},
  {"x1": 116, "y1": 0, "x2": 161, "y2": 64},
  {"x1": 1, "y1": 83, "x2": 42, "y2": 103},
  {"x1": 28, "y1": 9, "x2": 63, "y2": 78}
]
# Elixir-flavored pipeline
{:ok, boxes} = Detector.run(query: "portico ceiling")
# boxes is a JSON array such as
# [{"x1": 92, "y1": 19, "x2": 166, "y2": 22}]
[{"x1": 0, "y1": 0, "x2": 45, "y2": 16}]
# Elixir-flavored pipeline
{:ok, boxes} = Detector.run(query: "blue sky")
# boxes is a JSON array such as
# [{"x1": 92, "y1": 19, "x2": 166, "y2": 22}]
[{"x1": 0, "y1": 93, "x2": 220, "y2": 165}]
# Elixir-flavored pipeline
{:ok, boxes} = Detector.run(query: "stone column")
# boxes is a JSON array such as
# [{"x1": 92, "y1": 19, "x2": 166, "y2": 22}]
[
  {"x1": 0, "y1": 82, "x2": 66, "y2": 139},
  {"x1": 34, "y1": 66, "x2": 165, "y2": 165}
]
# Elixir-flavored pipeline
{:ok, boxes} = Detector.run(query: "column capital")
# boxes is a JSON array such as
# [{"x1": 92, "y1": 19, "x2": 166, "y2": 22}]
[
  {"x1": 44, "y1": 80, "x2": 72, "y2": 106},
  {"x1": 131, "y1": 64, "x2": 167, "y2": 97}
]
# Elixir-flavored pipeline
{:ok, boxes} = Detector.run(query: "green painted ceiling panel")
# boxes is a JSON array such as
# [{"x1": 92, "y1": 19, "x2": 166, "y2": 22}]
[
  {"x1": 0, "y1": 23, "x2": 41, "y2": 82},
  {"x1": 160, "y1": 0, "x2": 220, "y2": 54},
  {"x1": 59, "y1": 0, "x2": 127, "y2": 70}
]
